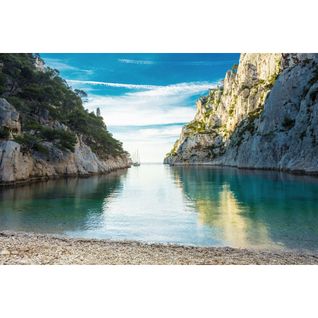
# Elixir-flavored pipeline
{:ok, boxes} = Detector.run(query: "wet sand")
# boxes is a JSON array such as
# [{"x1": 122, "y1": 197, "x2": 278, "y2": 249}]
[{"x1": 1, "y1": 231, "x2": 318, "y2": 265}]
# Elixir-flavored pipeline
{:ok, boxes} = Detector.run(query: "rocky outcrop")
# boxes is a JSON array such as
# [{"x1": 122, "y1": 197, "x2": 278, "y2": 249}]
[
  {"x1": 165, "y1": 53, "x2": 318, "y2": 174},
  {"x1": 0, "y1": 54, "x2": 131, "y2": 185},
  {"x1": 0, "y1": 138, "x2": 131, "y2": 185},
  {"x1": 0, "y1": 99, "x2": 131, "y2": 185},
  {"x1": 0, "y1": 98, "x2": 21, "y2": 135}
]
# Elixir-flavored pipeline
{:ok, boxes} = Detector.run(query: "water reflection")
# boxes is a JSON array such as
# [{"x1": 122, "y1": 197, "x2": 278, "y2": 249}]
[
  {"x1": 0, "y1": 169, "x2": 127, "y2": 234},
  {"x1": 1, "y1": 165, "x2": 318, "y2": 251},
  {"x1": 171, "y1": 166, "x2": 318, "y2": 251}
]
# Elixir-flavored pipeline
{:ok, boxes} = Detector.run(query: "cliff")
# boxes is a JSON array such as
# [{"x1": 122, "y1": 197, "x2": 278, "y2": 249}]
[
  {"x1": 0, "y1": 54, "x2": 131, "y2": 185},
  {"x1": 164, "y1": 53, "x2": 318, "y2": 174}
]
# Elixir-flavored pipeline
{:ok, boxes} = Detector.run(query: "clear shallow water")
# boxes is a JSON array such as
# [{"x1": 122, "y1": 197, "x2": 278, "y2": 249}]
[{"x1": 1, "y1": 164, "x2": 318, "y2": 252}]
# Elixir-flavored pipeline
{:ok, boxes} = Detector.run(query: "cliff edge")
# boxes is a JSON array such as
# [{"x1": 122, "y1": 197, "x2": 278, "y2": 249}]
[
  {"x1": 0, "y1": 54, "x2": 131, "y2": 185},
  {"x1": 164, "y1": 53, "x2": 318, "y2": 174}
]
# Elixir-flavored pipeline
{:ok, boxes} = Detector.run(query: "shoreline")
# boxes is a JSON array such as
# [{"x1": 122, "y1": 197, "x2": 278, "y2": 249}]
[
  {"x1": 164, "y1": 162, "x2": 318, "y2": 177},
  {"x1": 1, "y1": 231, "x2": 318, "y2": 265},
  {"x1": 2, "y1": 163, "x2": 318, "y2": 188},
  {"x1": 0, "y1": 166, "x2": 130, "y2": 188}
]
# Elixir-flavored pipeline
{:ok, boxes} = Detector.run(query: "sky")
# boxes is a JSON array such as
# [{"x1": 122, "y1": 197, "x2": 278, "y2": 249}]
[{"x1": 40, "y1": 53, "x2": 240, "y2": 162}]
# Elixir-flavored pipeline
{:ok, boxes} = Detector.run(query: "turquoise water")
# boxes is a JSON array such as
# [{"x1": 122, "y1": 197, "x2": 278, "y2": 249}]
[{"x1": 1, "y1": 164, "x2": 318, "y2": 252}]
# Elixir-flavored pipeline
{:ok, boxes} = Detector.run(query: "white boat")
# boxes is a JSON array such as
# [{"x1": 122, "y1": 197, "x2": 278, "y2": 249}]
[{"x1": 132, "y1": 150, "x2": 141, "y2": 166}]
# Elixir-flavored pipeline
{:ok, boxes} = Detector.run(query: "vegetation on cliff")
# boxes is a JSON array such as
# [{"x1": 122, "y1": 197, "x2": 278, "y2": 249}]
[
  {"x1": 165, "y1": 54, "x2": 318, "y2": 173},
  {"x1": 0, "y1": 54, "x2": 124, "y2": 158}
]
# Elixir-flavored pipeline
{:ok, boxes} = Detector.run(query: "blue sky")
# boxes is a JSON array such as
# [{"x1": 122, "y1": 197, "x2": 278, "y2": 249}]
[{"x1": 40, "y1": 53, "x2": 240, "y2": 162}]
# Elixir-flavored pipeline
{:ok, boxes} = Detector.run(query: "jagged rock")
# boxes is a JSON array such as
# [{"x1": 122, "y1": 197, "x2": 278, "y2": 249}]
[
  {"x1": 0, "y1": 138, "x2": 131, "y2": 184},
  {"x1": 0, "y1": 54, "x2": 131, "y2": 185},
  {"x1": 0, "y1": 248, "x2": 10, "y2": 256},
  {"x1": 34, "y1": 55, "x2": 46, "y2": 72},
  {"x1": 0, "y1": 98, "x2": 21, "y2": 134},
  {"x1": 165, "y1": 53, "x2": 318, "y2": 174},
  {"x1": 0, "y1": 99, "x2": 131, "y2": 184},
  {"x1": 0, "y1": 141, "x2": 33, "y2": 182}
]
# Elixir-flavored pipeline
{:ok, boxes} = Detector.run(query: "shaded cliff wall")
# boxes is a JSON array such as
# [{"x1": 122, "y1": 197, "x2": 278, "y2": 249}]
[{"x1": 165, "y1": 53, "x2": 318, "y2": 174}]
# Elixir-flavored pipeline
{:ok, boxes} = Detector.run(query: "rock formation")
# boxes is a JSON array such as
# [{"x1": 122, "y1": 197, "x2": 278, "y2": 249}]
[
  {"x1": 0, "y1": 136, "x2": 131, "y2": 184},
  {"x1": 164, "y1": 53, "x2": 318, "y2": 174},
  {"x1": 0, "y1": 55, "x2": 131, "y2": 185},
  {"x1": 0, "y1": 98, "x2": 21, "y2": 135}
]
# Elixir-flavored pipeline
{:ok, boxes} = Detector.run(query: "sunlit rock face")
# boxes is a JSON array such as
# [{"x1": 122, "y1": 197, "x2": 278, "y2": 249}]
[
  {"x1": 0, "y1": 99, "x2": 131, "y2": 184},
  {"x1": 0, "y1": 137, "x2": 131, "y2": 184},
  {"x1": 165, "y1": 53, "x2": 318, "y2": 174},
  {"x1": 0, "y1": 54, "x2": 132, "y2": 185},
  {"x1": 0, "y1": 98, "x2": 21, "y2": 134}
]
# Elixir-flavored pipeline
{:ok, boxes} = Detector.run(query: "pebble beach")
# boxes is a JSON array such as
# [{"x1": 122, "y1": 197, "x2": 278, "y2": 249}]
[{"x1": 1, "y1": 231, "x2": 318, "y2": 265}]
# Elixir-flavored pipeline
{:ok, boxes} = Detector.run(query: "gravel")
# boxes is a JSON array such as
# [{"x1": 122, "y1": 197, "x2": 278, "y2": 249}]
[{"x1": 1, "y1": 231, "x2": 318, "y2": 265}]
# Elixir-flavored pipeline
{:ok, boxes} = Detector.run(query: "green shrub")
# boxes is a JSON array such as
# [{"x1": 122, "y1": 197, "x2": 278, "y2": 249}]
[
  {"x1": 39, "y1": 127, "x2": 77, "y2": 152},
  {"x1": 228, "y1": 103, "x2": 235, "y2": 116},
  {"x1": 58, "y1": 130, "x2": 77, "y2": 152},
  {"x1": 14, "y1": 133, "x2": 48, "y2": 154},
  {"x1": 185, "y1": 120, "x2": 206, "y2": 134},
  {"x1": 23, "y1": 117, "x2": 42, "y2": 130},
  {"x1": 0, "y1": 54, "x2": 125, "y2": 158}
]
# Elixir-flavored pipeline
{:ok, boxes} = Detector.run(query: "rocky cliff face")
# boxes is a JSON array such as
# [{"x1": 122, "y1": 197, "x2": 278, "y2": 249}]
[
  {"x1": 164, "y1": 53, "x2": 318, "y2": 174},
  {"x1": 0, "y1": 54, "x2": 131, "y2": 185},
  {"x1": 0, "y1": 98, "x2": 131, "y2": 184}
]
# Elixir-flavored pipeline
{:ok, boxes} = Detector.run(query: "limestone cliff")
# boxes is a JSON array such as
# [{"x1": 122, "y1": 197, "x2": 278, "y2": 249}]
[
  {"x1": 0, "y1": 130, "x2": 131, "y2": 185},
  {"x1": 0, "y1": 54, "x2": 131, "y2": 185},
  {"x1": 164, "y1": 53, "x2": 318, "y2": 174}
]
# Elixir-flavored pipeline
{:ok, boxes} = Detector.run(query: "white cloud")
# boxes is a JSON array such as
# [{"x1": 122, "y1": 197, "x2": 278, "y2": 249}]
[
  {"x1": 68, "y1": 79, "x2": 215, "y2": 96},
  {"x1": 130, "y1": 82, "x2": 214, "y2": 97},
  {"x1": 111, "y1": 125, "x2": 182, "y2": 162},
  {"x1": 118, "y1": 58, "x2": 238, "y2": 67},
  {"x1": 118, "y1": 58, "x2": 155, "y2": 65},
  {"x1": 74, "y1": 80, "x2": 216, "y2": 161},
  {"x1": 67, "y1": 79, "x2": 158, "y2": 90},
  {"x1": 113, "y1": 125, "x2": 183, "y2": 143},
  {"x1": 123, "y1": 140, "x2": 175, "y2": 163},
  {"x1": 83, "y1": 81, "x2": 216, "y2": 126},
  {"x1": 86, "y1": 94, "x2": 195, "y2": 126},
  {"x1": 44, "y1": 58, "x2": 94, "y2": 75}
]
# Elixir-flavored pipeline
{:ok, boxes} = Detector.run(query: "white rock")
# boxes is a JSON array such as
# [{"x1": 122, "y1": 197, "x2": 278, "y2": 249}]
[
  {"x1": 0, "y1": 99, "x2": 131, "y2": 184},
  {"x1": 0, "y1": 248, "x2": 11, "y2": 256},
  {"x1": 165, "y1": 53, "x2": 318, "y2": 174},
  {"x1": 0, "y1": 98, "x2": 21, "y2": 134}
]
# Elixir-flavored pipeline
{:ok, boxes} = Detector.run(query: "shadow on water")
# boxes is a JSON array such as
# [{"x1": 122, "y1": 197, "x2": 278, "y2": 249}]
[
  {"x1": 170, "y1": 166, "x2": 318, "y2": 251},
  {"x1": 0, "y1": 169, "x2": 128, "y2": 234}
]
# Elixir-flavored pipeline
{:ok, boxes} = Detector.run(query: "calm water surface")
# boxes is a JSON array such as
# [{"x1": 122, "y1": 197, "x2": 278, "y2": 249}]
[{"x1": 1, "y1": 164, "x2": 318, "y2": 252}]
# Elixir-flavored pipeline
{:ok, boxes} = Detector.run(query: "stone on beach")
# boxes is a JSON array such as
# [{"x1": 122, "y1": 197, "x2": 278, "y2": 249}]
[
  {"x1": 0, "y1": 232, "x2": 318, "y2": 265},
  {"x1": 0, "y1": 248, "x2": 11, "y2": 256}
]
